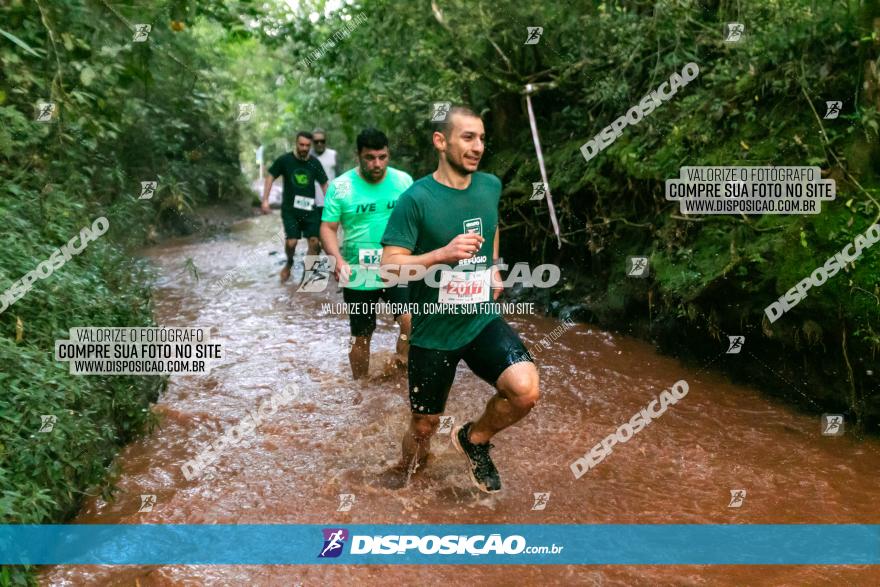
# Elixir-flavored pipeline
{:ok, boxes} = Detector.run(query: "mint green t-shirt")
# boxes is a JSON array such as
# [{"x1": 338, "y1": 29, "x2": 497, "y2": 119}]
[
  {"x1": 322, "y1": 167, "x2": 413, "y2": 290},
  {"x1": 381, "y1": 172, "x2": 502, "y2": 350}
]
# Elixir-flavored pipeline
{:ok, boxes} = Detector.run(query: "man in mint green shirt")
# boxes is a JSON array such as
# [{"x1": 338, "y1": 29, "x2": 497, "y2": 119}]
[{"x1": 320, "y1": 128, "x2": 413, "y2": 379}]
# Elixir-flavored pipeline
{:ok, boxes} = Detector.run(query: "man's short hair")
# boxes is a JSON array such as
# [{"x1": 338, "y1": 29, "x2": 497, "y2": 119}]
[
  {"x1": 356, "y1": 127, "x2": 389, "y2": 152},
  {"x1": 436, "y1": 105, "x2": 481, "y2": 138},
  {"x1": 296, "y1": 131, "x2": 313, "y2": 141},
  {"x1": 312, "y1": 127, "x2": 326, "y2": 137}
]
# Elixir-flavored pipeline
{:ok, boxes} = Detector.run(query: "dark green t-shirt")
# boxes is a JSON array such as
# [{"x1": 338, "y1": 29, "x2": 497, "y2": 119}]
[
  {"x1": 268, "y1": 153, "x2": 328, "y2": 213},
  {"x1": 382, "y1": 172, "x2": 501, "y2": 350}
]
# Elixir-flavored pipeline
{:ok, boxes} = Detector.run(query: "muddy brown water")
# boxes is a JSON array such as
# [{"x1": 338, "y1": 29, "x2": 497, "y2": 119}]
[{"x1": 41, "y1": 213, "x2": 880, "y2": 586}]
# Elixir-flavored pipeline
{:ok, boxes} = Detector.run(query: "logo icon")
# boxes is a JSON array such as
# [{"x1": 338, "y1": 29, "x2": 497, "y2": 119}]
[
  {"x1": 463, "y1": 218, "x2": 483, "y2": 236},
  {"x1": 728, "y1": 489, "x2": 746, "y2": 508},
  {"x1": 297, "y1": 256, "x2": 335, "y2": 292},
  {"x1": 36, "y1": 101, "x2": 57, "y2": 122},
  {"x1": 138, "y1": 494, "x2": 157, "y2": 512},
  {"x1": 524, "y1": 27, "x2": 543, "y2": 45},
  {"x1": 531, "y1": 492, "x2": 550, "y2": 510},
  {"x1": 334, "y1": 178, "x2": 352, "y2": 199},
  {"x1": 139, "y1": 181, "x2": 158, "y2": 200},
  {"x1": 438, "y1": 416, "x2": 454, "y2": 434},
  {"x1": 531, "y1": 182, "x2": 547, "y2": 201},
  {"x1": 237, "y1": 103, "x2": 255, "y2": 122},
  {"x1": 133, "y1": 24, "x2": 152, "y2": 42},
  {"x1": 337, "y1": 493, "x2": 355, "y2": 512},
  {"x1": 724, "y1": 23, "x2": 745, "y2": 43},
  {"x1": 726, "y1": 336, "x2": 745, "y2": 354},
  {"x1": 821, "y1": 414, "x2": 844, "y2": 436},
  {"x1": 823, "y1": 101, "x2": 842, "y2": 120},
  {"x1": 38, "y1": 415, "x2": 57, "y2": 433},
  {"x1": 318, "y1": 528, "x2": 349, "y2": 558},
  {"x1": 626, "y1": 256, "x2": 649, "y2": 278},
  {"x1": 431, "y1": 102, "x2": 451, "y2": 122}
]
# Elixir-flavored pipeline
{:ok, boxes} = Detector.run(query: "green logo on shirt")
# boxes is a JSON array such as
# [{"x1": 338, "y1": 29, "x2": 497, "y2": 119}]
[{"x1": 294, "y1": 172, "x2": 309, "y2": 186}]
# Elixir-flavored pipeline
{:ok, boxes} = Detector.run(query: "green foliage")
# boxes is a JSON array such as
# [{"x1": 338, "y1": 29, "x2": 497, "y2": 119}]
[
  {"x1": 242, "y1": 0, "x2": 880, "y2": 422},
  {"x1": 0, "y1": 0, "x2": 261, "y2": 582}
]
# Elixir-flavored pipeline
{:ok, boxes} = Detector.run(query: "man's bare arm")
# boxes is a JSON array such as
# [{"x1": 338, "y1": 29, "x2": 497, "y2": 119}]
[
  {"x1": 320, "y1": 221, "x2": 342, "y2": 259},
  {"x1": 492, "y1": 228, "x2": 502, "y2": 299},
  {"x1": 320, "y1": 221, "x2": 350, "y2": 282},
  {"x1": 261, "y1": 175, "x2": 275, "y2": 213}
]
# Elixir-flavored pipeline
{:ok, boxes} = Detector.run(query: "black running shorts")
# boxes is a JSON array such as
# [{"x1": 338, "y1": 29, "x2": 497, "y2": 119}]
[
  {"x1": 342, "y1": 286, "x2": 410, "y2": 337},
  {"x1": 408, "y1": 317, "x2": 533, "y2": 415},
  {"x1": 281, "y1": 208, "x2": 321, "y2": 239}
]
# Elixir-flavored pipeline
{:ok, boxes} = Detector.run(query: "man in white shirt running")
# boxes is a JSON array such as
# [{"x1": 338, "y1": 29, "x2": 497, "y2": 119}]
[{"x1": 311, "y1": 127, "x2": 337, "y2": 220}]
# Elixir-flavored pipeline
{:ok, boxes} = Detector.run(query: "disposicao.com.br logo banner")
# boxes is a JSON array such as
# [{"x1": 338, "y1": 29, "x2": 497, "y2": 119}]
[{"x1": 2, "y1": 525, "x2": 879, "y2": 565}]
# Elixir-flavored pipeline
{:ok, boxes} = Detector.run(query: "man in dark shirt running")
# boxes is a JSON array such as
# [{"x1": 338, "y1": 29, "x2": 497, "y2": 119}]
[
  {"x1": 381, "y1": 106, "x2": 540, "y2": 493},
  {"x1": 262, "y1": 131, "x2": 328, "y2": 283}
]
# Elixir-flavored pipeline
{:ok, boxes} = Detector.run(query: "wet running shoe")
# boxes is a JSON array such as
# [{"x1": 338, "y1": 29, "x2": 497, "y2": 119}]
[{"x1": 452, "y1": 422, "x2": 501, "y2": 493}]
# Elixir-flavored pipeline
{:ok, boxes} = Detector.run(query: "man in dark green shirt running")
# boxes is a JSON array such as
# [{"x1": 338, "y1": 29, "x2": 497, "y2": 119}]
[
  {"x1": 381, "y1": 106, "x2": 540, "y2": 493},
  {"x1": 261, "y1": 131, "x2": 328, "y2": 283}
]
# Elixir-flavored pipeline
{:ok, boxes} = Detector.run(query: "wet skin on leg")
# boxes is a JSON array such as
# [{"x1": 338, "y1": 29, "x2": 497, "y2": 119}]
[
  {"x1": 305, "y1": 236, "x2": 321, "y2": 269},
  {"x1": 378, "y1": 413, "x2": 438, "y2": 490},
  {"x1": 401, "y1": 413, "x2": 439, "y2": 471},
  {"x1": 349, "y1": 334, "x2": 371, "y2": 380},
  {"x1": 395, "y1": 313, "x2": 412, "y2": 367},
  {"x1": 281, "y1": 238, "x2": 297, "y2": 282},
  {"x1": 468, "y1": 361, "x2": 540, "y2": 445}
]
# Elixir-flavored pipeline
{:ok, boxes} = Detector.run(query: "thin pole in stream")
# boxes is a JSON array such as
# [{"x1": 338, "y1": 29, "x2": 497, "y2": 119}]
[{"x1": 525, "y1": 84, "x2": 562, "y2": 249}]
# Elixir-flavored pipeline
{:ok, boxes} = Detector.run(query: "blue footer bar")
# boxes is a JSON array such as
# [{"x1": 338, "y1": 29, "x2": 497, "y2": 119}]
[{"x1": 1, "y1": 524, "x2": 878, "y2": 565}]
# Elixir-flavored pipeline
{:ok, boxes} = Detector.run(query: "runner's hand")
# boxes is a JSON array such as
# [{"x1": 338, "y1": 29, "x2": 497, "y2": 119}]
[
  {"x1": 335, "y1": 258, "x2": 352, "y2": 285},
  {"x1": 260, "y1": 202, "x2": 270, "y2": 214},
  {"x1": 440, "y1": 233, "x2": 484, "y2": 263}
]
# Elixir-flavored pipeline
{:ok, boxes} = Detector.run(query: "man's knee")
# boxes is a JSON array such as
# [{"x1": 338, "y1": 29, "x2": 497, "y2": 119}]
[
  {"x1": 285, "y1": 239, "x2": 297, "y2": 250},
  {"x1": 308, "y1": 236, "x2": 320, "y2": 249},
  {"x1": 498, "y1": 363, "x2": 540, "y2": 411},
  {"x1": 410, "y1": 414, "x2": 440, "y2": 440}
]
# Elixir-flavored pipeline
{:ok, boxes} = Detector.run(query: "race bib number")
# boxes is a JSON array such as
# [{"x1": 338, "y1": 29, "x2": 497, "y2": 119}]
[
  {"x1": 438, "y1": 270, "x2": 491, "y2": 304},
  {"x1": 358, "y1": 248, "x2": 382, "y2": 268},
  {"x1": 293, "y1": 195, "x2": 314, "y2": 211}
]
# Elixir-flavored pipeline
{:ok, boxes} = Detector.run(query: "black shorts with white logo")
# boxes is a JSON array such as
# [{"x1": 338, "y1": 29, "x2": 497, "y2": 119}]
[{"x1": 408, "y1": 317, "x2": 532, "y2": 415}]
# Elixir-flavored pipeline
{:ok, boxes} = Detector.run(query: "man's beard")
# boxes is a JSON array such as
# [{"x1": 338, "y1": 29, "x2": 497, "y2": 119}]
[
  {"x1": 361, "y1": 165, "x2": 385, "y2": 183},
  {"x1": 446, "y1": 152, "x2": 475, "y2": 176}
]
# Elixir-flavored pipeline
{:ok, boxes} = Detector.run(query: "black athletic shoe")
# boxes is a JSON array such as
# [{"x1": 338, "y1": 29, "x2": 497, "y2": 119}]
[{"x1": 452, "y1": 422, "x2": 501, "y2": 493}]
